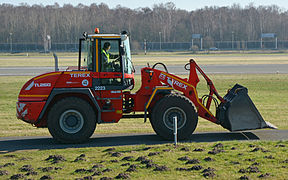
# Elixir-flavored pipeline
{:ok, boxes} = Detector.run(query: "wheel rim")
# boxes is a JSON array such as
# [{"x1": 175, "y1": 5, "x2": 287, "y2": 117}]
[
  {"x1": 59, "y1": 110, "x2": 84, "y2": 134},
  {"x1": 163, "y1": 107, "x2": 186, "y2": 130}
]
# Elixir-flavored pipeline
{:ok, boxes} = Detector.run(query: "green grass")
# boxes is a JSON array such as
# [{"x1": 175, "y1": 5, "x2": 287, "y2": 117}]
[
  {"x1": 1, "y1": 52, "x2": 288, "y2": 66},
  {"x1": 0, "y1": 74, "x2": 287, "y2": 137},
  {"x1": 0, "y1": 54, "x2": 287, "y2": 179},
  {"x1": 0, "y1": 141, "x2": 287, "y2": 179}
]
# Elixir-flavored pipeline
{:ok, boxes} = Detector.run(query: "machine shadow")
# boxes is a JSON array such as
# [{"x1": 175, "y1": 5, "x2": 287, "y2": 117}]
[{"x1": 0, "y1": 131, "x2": 259, "y2": 153}]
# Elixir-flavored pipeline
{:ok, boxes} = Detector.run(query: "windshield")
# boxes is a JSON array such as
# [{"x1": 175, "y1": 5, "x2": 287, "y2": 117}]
[
  {"x1": 80, "y1": 39, "x2": 93, "y2": 71},
  {"x1": 122, "y1": 38, "x2": 133, "y2": 74}
]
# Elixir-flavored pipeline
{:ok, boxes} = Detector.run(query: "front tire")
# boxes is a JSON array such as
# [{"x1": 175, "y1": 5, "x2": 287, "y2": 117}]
[
  {"x1": 47, "y1": 97, "x2": 96, "y2": 143},
  {"x1": 150, "y1": 94, "x2": 198, "y2": 140}
]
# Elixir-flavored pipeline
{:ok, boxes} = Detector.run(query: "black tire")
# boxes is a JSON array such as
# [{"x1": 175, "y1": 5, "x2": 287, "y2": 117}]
[
  {"x1": 47, "y1": 97, "x2": 96, "y2": 144},
  {"x1": 150, "y1": 94, "x2": 198, "y2": 140}
]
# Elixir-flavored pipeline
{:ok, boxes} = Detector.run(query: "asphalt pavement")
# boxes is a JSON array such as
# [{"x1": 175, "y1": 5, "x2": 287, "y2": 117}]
[
  {"x1": 0, "y1": 130, "x2": 287, "y2": 153},
  {"x1": 1, "y1": 64, "x2": 288, "y2": 76}
]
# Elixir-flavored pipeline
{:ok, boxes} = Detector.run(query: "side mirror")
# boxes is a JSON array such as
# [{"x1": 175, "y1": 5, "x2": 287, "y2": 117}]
[{"x1": 120, "y1": 46, "x2": 125, "y2": 56}]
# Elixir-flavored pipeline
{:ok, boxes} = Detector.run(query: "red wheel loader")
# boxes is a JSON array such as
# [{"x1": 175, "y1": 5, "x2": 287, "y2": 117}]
[{"x1": 16, "y1": 30, "x2": 276, "y2": 143}]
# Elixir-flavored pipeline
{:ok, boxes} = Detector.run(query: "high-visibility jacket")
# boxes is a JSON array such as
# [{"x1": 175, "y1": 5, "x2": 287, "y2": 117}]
[{"x1": 101, "y1": 49, "x2": 110, "y2": 63}]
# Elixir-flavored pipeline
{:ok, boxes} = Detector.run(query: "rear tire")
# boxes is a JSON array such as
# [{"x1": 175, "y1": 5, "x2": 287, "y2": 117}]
[
  {"x1": 150, "y1": 94, "x2": 198, "y2": 140},
  {"x1": 47, "y1": 97, "x2": 96, "y2": 143}
]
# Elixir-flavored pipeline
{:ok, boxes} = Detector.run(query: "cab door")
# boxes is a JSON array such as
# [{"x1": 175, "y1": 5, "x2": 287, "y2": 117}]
[{"x1": 92, "y1": 38, "x2": 123, "y2": 123}]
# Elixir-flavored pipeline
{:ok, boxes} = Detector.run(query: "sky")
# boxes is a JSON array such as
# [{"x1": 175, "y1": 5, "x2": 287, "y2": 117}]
[{"x1": 1, "y1": 0, "x2": 288, "y2": 11}]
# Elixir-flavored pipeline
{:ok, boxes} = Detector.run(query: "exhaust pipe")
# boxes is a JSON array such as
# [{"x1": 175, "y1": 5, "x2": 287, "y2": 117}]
[
  {"x1": 53, "y1": 53, "x2": 59, "y2": 71},
  {"x1": 217, "y1": 84, "x2": 277, "y2": 131}
]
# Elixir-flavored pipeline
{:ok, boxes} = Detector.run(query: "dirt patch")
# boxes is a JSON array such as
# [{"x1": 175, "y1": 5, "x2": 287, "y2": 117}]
[
  {"x1": 258, "y1": 173, "x2": 271, "y2": 178},
  {"x1": 251, "y1": 147, "x2": 269, "y2": 153},
  {"x1": 231, "y1": 161, "x2": 240, "y2": 165},
  {"x1": 249, "y1": 144, "x2": 255, "y2": 148},
  {"x1": 275, "y1": 144, "x2": 285, "y2": 147},
  {"x1": 110, "y1": 159, "x2": 119, "y2": 163},
  {"x1": 176, "y1": 167, "x2": 188, "y2": 171},
  {"x1": 146, "y1": 162, "x2": 158, "y2": 168},
  {"x1": 115, "y1": 173, "x2": 130, "y2": 179},
  {"x1": 19, "y1": 165, "x2": 33, "y2": 172},
  {"x1": 111, "y1": 152, "x2": 123, "y2": 157},
  {"x1": 142, "y1": 147, "x2": 152, "y2": 151},
  {"x1": 239, "y1": 169, "x2": 247, "y2": 173},
  {"x1": 202, "y1": 167, "x2": 215, "y2": 173},
  {"x1": 74, "y1": 168, "x2": 88, "y2": 173},
  {"x1": 121, "y1": 163, "x2": 130, "y2": 166},
  {"x1": 178, "y1": 156, "x2": 191, "y2": 161},
  {"x1": 141, "y1": 159, "x2": 153, "y2": 164},
  {"x1": 203, "y1": 171, "x2": 216, "y2": 178},
  {"x1": 204, "y1": 157, "x2": 215, "y2": 162},
  {"x1": 92, "y1": 164, "x2": 104, "y2": 169},
  {"x1": 17, "y1": 157, "x2": 31, "y2": 161},
  {"x1": 251, "y1": 162, "x2": 260, "y2": 166},
  {"x1": 122, "y1": 156, "x2": 134, "y2": 161},
  {"x1": 25, "y1": 171, "x2": 38, "y2": 176},
  {"x1": 40, "y1": 175, "x2": 53, "y2": 180},
  {"x1": 214, "y1": 143, "x2": 224, "y2": 149},
  {"x1": 247, "y1": 166, "x2": 260, "y2": 173},
  {"x1": 83, "y1": 176, "x2": 93, "y2": 180},
  {"x1": 103, "y1": 148, "x2": 116, "y2": 152},
  {"x1": 39, "y1": 167, "x2": 54, "y2": 172},
  {"x1": 239, "y1": 166, "x2": 260, "y2": 173},
  {"x1": 202, "y1": 167, "x2": 216, "y2": 178},
  {"x1": 4, "y1": 163, "x2": 15, "y2": 167},
  {"x1": 74, "y1": 157, "x2": 86, "y2": 162},
  {"x1": 264, "y1": 155, "x2": 275, "y2": 159},
  {"x1": 92, "y1": 171, "x2": 103, "y2": 176},
  {"x1": 4, "y1": 155, "x2": 16, "y2": 158},
  {"x1": 180, "y1": 147, "x2": 190, "y2": 151},
  {"x1": 186, "y1": 159, "x2": 200, "y2": 164},
  {"x1": 45, "y1": 155, "x2": 66, "y2": 164},
  {"x1": 153, "y1": 165, "x2": 170, "y2": 171},
  {"x1": 208, "y1": 149, "x2": 225, "y2": 155},
  {"x1": 135, "y1": 156, "x2": 148, "y2": 161},
  {"x1": 193, "y1": 148, "x2": 204, "y2": 152},
  {"x1": 188, "y1": 165, "x2": 203, "y2": 171},
  {"x1": 148, "y1": 152, "x2": 160, "y2": 156},
  {"x1": 126, "y1": 165, "x2": 137, "y2": 172},
  {"x1": 0, "y1": 170, "x2": 9, "y2": 176},
  {"x1": 10, "y1": 174, "x2": 25, "y2": 179},
  {"x1": 100, "y1": 177, "x2": 113, "y2": 180},
  {"x1": 79, "y1": 154, "x2": 86, "y2": 158},
  {"x1": 162, "y1": 149, "x2": 171, "y2": 152},
  {"x1": 239, "y1": 175, "x2": 250, "y2": 180},
  {"x1": 245, "y1": 158, "x2": 255, "y2": 162},
  {"x1": 102, "y1": 168, "x2": 113, "y2": 172}
]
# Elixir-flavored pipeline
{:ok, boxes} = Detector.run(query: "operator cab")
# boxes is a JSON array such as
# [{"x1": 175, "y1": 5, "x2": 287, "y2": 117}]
[{"x1": 78, "y1": 29, "x2": 134, "y2": 90}]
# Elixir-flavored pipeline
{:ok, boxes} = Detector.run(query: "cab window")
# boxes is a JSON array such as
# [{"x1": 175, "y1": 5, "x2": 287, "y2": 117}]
[
  {"x1": 100, "y1": 40, "x2": 121, "y2": 72},
  {"x1": 80, "y1": 39, "x2": 93, "y2": 71}
]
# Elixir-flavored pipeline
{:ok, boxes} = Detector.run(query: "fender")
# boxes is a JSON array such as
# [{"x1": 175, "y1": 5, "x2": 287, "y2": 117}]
[
  {"x1": 144, "y1": 86, "x2": 173, "y2": 122},
  {"x1": 38, "y1": 88, "x2": 101, "y2": 123}
]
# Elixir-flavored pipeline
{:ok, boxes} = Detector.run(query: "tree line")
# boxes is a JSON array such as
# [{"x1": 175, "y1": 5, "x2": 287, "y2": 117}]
[{"x1": 1, "y1": 2, "x2": 287, "y2": 46}]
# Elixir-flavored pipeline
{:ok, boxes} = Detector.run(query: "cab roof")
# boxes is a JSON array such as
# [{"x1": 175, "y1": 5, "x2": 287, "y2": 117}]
[{"x1": 88, "y1": 34, "x2": 123, "y2": 39}]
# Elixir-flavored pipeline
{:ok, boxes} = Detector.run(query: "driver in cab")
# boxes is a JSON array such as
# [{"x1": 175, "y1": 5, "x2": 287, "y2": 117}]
[{"x1": 101, "y1": 42, "x2": 120, "y2": 72}]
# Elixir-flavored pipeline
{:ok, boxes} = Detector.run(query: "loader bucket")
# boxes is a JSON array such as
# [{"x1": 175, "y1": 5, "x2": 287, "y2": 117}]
[{"x1": 216, "y1": 84, "x2": 277, "y2": 131}]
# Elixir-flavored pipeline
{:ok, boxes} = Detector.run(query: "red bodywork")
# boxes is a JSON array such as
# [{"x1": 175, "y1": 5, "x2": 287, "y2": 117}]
[{"x1": 17, "y1": 59, "x2": 225, "y2": 127}]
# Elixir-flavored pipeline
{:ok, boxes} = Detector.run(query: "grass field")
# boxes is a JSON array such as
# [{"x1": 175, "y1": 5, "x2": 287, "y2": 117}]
[
  {"x1": 0, "y1": 53, "x2": 287, "y2": 179},
  {"x1": 1, "y1": 52, "x2": 288, "y2": 67},
  {"x1": 0, "y1": 141, "x2": 287, "y2": 179},
  {"x1": 0, "y1": 74, "x2": 287, "y2": 137}
]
